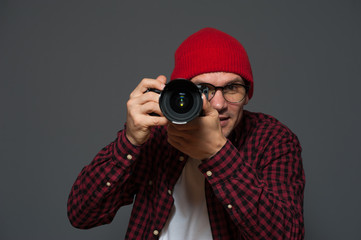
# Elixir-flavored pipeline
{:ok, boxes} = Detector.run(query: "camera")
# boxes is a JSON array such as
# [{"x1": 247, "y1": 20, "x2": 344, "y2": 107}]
[{"x1": 149, "y1": 79, "x2": 208, "y2": 124}]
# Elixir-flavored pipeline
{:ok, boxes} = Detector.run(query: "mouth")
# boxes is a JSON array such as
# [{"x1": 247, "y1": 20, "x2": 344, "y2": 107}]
[{"x1": 219, "y1": 116, "x2": 230, "y2": 127}]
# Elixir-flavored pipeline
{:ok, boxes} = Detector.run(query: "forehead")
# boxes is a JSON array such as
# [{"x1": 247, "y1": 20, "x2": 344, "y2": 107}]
[{"x1": 191, "y1": 72, "x2": 244, "y2": 85}]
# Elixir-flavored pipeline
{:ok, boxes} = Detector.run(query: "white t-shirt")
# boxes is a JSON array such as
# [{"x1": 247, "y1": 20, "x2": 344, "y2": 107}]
[{"x1": 159, "y1": 158, "x2": 213, "y2": 240}]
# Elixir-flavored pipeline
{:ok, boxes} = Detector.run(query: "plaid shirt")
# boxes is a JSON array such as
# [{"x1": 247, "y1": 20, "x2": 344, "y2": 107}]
[{"x1": 68, "y1": 110, "x2": 305, "y2": 239}]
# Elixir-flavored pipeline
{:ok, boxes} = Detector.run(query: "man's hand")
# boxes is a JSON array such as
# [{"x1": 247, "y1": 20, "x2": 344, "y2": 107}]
[
  {"x1": 167, "y1": 95, "x2": 227, "y2": 160},
  {"x1": 126, "y1": 75, "x2": 168, "y2": 146}
]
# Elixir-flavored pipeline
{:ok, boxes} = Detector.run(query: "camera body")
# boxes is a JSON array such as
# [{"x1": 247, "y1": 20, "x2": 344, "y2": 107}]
[{"x1": 149, "y1": 79, "x2": 208, "y2": 124}]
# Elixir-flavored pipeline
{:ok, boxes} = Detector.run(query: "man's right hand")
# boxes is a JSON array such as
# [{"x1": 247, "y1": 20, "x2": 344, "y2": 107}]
[{"x1": 125, "y1": 75, "x2": 168, "y2": 146}]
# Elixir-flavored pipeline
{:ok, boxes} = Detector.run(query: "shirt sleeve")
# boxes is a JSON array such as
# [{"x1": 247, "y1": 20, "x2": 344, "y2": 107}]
[
  {"x1": 67, "y1": 129, "x2": 142, "y2": 229},
  {"x1": 199, "y1": 126, "x2": 305, "y2": 239}
]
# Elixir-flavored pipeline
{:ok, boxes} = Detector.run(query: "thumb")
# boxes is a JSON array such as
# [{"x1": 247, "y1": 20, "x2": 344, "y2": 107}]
[{"x1": 202, "y1": 94, "x2": 217, "y2": 117}]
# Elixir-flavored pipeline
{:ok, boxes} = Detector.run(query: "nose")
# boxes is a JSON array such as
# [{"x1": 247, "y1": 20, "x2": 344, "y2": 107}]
[{"x1": 210, "y1": 89, "x2": 227, "y2": 111}]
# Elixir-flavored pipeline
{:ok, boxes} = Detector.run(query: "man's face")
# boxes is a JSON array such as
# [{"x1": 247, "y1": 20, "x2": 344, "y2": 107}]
[{"x1": 191, "y1": 72, "x2": 249, "y2": 137}]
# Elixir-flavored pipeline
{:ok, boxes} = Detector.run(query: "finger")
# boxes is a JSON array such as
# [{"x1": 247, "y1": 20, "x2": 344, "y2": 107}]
[
  {"x1": 201, "y1": 93, "x2": 213, "y2": 115},
  {"x1": 127, "y1": 88, "x2": 162, "y2": 114},
  {"x1": 156, "y1": 75, "x2": 167, "y2": 86},
  {"x1": 131, "y1": 75, "x2": 166, "y2": 98},
  {"x1": 132, "y1": 113, "x2": 168, "y2": 126},
  {"x1": 147, "y1": 115, "x2": 168, "y2": 126},
  {"x1": 138, "y1": 90, "x2": 161, "y2": 104},
  {"x1": 140, "y1": 101, "x2": 163, "y2": 116}
]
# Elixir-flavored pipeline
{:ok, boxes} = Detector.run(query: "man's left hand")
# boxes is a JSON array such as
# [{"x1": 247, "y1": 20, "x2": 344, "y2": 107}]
[{"x1": 167, "y1": 95, "x2": 227, "y2": 160}]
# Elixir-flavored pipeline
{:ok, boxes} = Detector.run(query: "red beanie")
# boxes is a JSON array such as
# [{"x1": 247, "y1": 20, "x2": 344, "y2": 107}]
[{"x1": 171, "y1": 27, "x2": 254, "y2": 99}]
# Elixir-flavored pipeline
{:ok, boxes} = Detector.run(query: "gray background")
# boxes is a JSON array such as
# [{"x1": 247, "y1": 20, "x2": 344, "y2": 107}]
[{"x1": 1, "y1": 0, "x2": 360, "y2": 239}]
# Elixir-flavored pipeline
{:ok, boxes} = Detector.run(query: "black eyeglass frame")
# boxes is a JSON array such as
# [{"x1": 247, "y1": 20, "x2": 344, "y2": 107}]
[{"x1": 198, "y1": 83, "x2": 250, "y2": 103}]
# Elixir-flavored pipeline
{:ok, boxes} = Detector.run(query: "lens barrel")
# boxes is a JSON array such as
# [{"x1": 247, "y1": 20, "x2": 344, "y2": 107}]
[{"x1": 159, "y1": 79, "x2": 204, "y2": 124}]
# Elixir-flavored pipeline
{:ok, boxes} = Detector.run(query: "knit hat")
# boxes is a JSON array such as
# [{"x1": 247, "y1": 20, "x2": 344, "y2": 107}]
[{"x1": 171, "y1": 27, "x2": 254, "y2": 99}]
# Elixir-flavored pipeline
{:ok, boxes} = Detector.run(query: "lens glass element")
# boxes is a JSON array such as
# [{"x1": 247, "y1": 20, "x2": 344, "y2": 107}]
[{"x1": 170, "y1": 91, "x2": 193, "y2": 114}]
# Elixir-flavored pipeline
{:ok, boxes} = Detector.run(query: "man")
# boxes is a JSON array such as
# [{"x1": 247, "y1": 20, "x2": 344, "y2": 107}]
[{"x1": 67, "y1": 28, "x2": 305, "y2": 239}]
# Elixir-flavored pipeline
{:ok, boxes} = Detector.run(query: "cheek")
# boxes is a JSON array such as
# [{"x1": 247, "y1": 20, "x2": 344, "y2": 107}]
[
  {"x1": 228, "y1": 104, "x2": 244, "y2": 118},
  {"x1": 228, "y1": 104, "x2": 244, "y2": 128}
]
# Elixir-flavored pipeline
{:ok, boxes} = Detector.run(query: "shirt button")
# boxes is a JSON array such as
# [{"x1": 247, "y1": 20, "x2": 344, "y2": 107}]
[
  {"x1": 168, "y1": 189, "x2": 172, "y2": 195},
  {"x1": 179, "y1": 156, "x2": 185, "y2": 161},
  {"x1": 227, "y1": 204, "x2": 233, "y2": 209},
  {"x1": 127, "y1": 154, "x2": 132, "y2": 160},
  {"x1": 206, "y1": 171, "x2": 213, "y2": 177},
  {"x1": 148, "y1": 180, "x2": 153, "y2": 186},
  {"x1": 106, "y1": 182, "x2": 111, "y2": 187},
  {"x1": 153, "y1": 230, "x2": 159, "y2": 236}
]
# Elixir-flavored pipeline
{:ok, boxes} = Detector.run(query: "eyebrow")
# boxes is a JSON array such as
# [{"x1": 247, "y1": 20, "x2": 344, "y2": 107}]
[
  {"x1": 193, "y1": 77, "x2": 245, "y2": 85},
  {"x1": 228, "y1": 78, "x2": 245, "y2": 84}
]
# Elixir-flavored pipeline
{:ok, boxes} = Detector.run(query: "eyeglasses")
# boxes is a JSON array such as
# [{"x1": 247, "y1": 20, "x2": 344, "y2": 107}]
[{"x1": 198, "y1": 83, "x2": 249, "y2": 103}]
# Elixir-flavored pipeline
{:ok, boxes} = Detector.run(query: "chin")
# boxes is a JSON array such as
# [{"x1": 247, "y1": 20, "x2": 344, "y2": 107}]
[{"x1": 222, "y1": 128, "x2": 232, "y2": 138}]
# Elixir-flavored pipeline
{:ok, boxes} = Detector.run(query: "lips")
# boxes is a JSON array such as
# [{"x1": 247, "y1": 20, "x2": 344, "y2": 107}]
[{"x1": 219, "y1": 116, "x2": 230, "y2": 127}]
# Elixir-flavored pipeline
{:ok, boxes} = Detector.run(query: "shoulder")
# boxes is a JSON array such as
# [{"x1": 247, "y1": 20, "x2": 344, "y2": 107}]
[
  {"x1": 242, "y1": 110, "x2": 300, "y2": 144},
  {"x1": 244, "y1": 110, "x2": 283, "y2": 126}
]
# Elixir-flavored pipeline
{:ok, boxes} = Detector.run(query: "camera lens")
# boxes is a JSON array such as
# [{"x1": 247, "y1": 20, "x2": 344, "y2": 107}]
[
  {"x1": 159, "y1": 79, "x2": 203, "y2": 124},
  {"x1": 170, "y1": 91, "x2": 193, "y2": 114}
]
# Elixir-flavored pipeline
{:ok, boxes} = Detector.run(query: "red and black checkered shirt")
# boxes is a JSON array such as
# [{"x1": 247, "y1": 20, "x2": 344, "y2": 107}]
[{"x1": 67, "y1": 110, "x2": 305, "y2": 239}]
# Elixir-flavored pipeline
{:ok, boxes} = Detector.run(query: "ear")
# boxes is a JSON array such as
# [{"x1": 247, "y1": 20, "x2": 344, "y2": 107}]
[{"x1": 243, "y1": 95, "x2": 249, "y2": 105}]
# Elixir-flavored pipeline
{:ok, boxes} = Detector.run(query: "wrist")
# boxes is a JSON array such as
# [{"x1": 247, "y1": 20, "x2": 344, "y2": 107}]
[
  {"x1": 207, "y1": 136, "x2": 227, "y2": 159},
  {"x1": 125, "y1": 130, "x2": 143, "y2": 146}
]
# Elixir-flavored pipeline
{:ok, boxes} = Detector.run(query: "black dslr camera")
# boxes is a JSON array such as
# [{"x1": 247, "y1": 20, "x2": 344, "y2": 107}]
[{"x1": 149, "y1": 79, "x2": 209, "y2": 124}]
